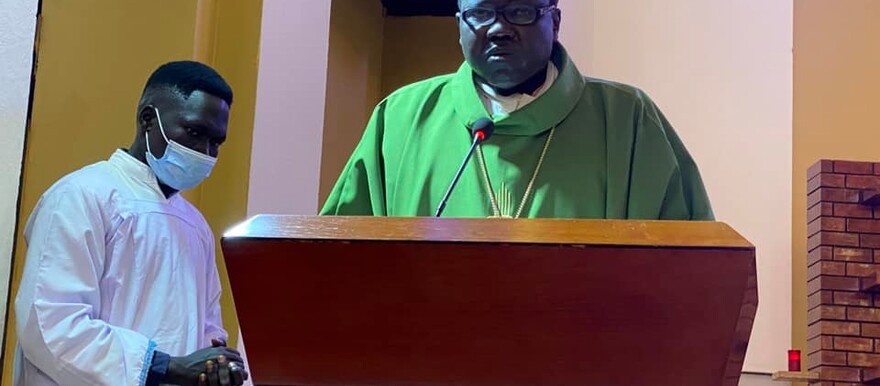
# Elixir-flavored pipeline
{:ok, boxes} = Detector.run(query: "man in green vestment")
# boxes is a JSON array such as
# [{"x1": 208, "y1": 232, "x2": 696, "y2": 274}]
[{"x1": 320, "y1": 0, "x2": 714, "y2": 220}]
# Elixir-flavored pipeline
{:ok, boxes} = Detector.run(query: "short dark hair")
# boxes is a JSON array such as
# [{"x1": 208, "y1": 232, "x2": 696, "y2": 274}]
[{"x1": 142, "y1": 61, "x2": 233, "y2": 106}]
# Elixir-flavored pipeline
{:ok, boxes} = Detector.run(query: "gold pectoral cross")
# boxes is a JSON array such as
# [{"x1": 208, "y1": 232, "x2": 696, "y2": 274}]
[
  {"x1": 488, "y1": 181, "x2": 516, "y2": 218},
  {"x1": 478, "y1": 125, "x2": 556, "y2": 220}
]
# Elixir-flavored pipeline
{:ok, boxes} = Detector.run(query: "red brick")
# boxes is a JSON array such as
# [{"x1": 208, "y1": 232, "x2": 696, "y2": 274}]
[
  {"x1": 863, "y1": 191, "x2": 880, "y2": 206},
  {"x1": 835, "y1": 203, "x2": 873, "y2": 218},
  {"x1": 810, "y1": 247, "x2": 834, "y2": 265},
  {"x1": 809, "y1": 305, "x2": 847, "y2": 323},
  {"x1": 810, "y1": 290, "x2": 834, "y2": 309},
  {"x1": 863, "y1": 323, "x2": 880, "y2": 337},
  {"x1": 835, "y1": 160, "x2": 874, "y2": 175},
  {"x1": 862, "y1": 234, "x2": 880, "y2": 248},
  {"x1": 809, "y1": 203, "x2": 835, "y2": 222},
  {"x1": 808, "y1": 190, "x2": 821, "y2": 208},
  {"x1": 835, "y1": 336, "x2": 874, "y2": 352},
  {"x1": 809, "y1": 232, "x2": 860, "y2": 250},
  {"x1": 849, "y1": 218, "x2": 880, "y2": 233},
  {"x1": 810, "y1": 336, "x2": 835, "y2": 353},
  {"x1": 848, "y1": 175, "x2": 880, "y2": 189},
  {"x1": 809, "y1": 218, "x2": 847, "y2": 235},
  {"x1": 809, "y1": 173, "x2": 847, "y2": 193},
  {"x1": 875, "y1": 206, "x2": 880, "y2": 219},
  {"x1": 809, "y1": 276, "x2": 861, "y2": 293},
  {"x1": 815, "y1": 366, "x2": 861, "y2": 382},
  {"x1": 809, "y1": 351, "x2": 848, "y2": 368},
  {"x1": 810, "y1": 262, "x2": 847, "y2": 279},
  {"x1": 826, "y1": 218, "x2": 848, "y2": 232},
  {"x1": 809, "y1": 160, "x2": 834, "y2": 179},
  {"x1": 834, "y1": 291, "x2": 873, "y2": 307},
  {"x1": 808, "y1": 246, "x2": 833, "y2": 265},
  {"x1": 848, "y1": 352, "x2": 880, "y2": 367},
  {"x1": 835, "y1": 247, "x2": 872, "y2": 262},
  {"x1": 848, "y1": 307, "x2": 880, "y2": 322},
  {"x1": 865, "y1": 366, "x2": 880, "y2": 383},
  {"x1": 809, "y1": 188, "x2": 862, "y2": 207},
  {"x1": 862, "y1": 273, "x2": 879, "y2": 291},
  {"x1": 847, "y1": 263, "x2": 879, "y2": 277},
  {"x1": 808, "y1": 321, "x2": 861, "y2": 337}
]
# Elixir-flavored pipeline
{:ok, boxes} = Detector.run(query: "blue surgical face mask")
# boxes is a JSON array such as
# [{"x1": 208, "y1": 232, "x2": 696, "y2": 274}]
[{"x1": 145, "y1": 106, "x2": 217, "y2": 191}]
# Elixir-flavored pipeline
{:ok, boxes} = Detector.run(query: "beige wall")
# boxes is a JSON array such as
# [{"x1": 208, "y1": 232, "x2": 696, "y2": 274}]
[
  {"x1": 0, "y1": 0, "x2": 37, "y2": 346},
  {"x1": 249, "y1": 0, "x2": 330, "y2": 217},
  {"x1": 561, "y1": 1, "x2": 794, "y2": 372},
  {"x1": 319, "y1": 0, "x2": 385, "y2": 205},
  {"x1": 792, "y1": 0, "x2": 880, "y2": 365},
  {"x1": 319, "y1": 13, "x2": 461, "y2": 206},
  {"x1": 380, "y1": 16, "x2": 461, "y2": 97}
]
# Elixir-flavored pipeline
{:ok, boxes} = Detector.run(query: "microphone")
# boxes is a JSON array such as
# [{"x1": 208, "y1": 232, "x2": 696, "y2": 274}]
[{"x1": 434, "y1": 118, "x2": 495, "y2": 217}]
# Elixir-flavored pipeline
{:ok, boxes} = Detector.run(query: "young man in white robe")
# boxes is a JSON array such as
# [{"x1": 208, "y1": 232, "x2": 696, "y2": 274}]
[{"x1": 14, "y1": 61, "x2": 248, "y2": 386}]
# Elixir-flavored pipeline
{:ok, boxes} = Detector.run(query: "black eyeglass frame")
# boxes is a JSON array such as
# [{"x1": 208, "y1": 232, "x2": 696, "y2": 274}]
[{"x1": 457, "y1": 4, "x2": 558, "y2": 28}]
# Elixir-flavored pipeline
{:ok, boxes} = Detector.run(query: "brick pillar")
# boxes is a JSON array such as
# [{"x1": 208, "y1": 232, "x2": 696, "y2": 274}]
[{"x1": 807, "y1": 159, "x2": 880, "y2": 385}]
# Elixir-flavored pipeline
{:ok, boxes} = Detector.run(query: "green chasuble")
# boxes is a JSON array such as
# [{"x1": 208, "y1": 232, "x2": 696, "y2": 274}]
[{"x1": 321, "y1": 44, "x2": 714, "y2": 220}]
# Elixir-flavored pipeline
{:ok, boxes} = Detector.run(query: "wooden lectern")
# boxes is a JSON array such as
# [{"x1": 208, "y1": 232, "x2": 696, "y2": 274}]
[{"x1": 221, "y1": 216, "x2": 756, "y2": 386}]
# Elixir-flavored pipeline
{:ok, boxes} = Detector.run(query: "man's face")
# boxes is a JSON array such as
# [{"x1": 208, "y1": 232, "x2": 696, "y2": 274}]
[
  {"x1": 457, "y1": 0, "x2": 560, "y2": 90},
  {"x1": 145, "y1": 90, "x2": 229, "y2": 159}
]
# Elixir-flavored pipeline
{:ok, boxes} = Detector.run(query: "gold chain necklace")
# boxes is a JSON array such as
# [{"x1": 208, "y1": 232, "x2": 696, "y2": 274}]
[{"x1": 476, "y1": 126, "x2": 556, "y2": 218}]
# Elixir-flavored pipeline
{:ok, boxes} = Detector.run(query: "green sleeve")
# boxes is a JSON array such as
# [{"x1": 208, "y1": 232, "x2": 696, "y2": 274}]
[
  {"x1": 319, "y1": 104, "x2": 388, "y2": 216},
  {"x1": 622, "y1": 91, "x2": 713, "y2": 221},
  {"x1": 653, "y1": 108, "x2": 715, "y2": 221}
]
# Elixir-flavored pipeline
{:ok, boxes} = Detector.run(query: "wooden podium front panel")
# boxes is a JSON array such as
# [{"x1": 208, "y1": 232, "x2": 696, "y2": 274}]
[{"x1": 224, "y1": 234, "x2": 755, "y2": 386}]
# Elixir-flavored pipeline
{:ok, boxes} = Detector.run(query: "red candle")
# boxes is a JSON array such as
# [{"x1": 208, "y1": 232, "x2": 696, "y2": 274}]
[{"x1": 788, "y1": 349, "x2": 802, "y2": 372}]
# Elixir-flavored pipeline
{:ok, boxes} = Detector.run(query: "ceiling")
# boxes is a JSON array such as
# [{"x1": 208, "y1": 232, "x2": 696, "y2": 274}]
[{"x1": 381, "y1": 0, "x2": 458, "y2": 17}]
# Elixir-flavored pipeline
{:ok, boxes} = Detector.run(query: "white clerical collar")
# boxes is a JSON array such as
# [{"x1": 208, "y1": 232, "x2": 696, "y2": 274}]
[
  {"x1": 108, "y1": 149, "x2": 173, "y2": 200},
  {"x1": 475, "y1": 61, "x2": 559, "y2": 117}
]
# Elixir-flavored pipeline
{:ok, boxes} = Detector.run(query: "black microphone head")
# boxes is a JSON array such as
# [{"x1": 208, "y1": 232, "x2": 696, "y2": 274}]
[{"x1": 471, "y1": 118, "x2": 495, "y2": 142}]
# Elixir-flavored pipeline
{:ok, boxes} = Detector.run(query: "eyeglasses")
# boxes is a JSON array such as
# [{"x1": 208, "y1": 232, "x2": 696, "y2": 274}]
[{"x1": 459, "y1": 4, "x2": 557, "y2": 28}]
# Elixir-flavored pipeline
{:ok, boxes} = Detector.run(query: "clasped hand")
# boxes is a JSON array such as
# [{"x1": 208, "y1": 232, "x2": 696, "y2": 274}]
[{"x1": 168, "y1": 338, "x2": 249, "y2": 386}]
